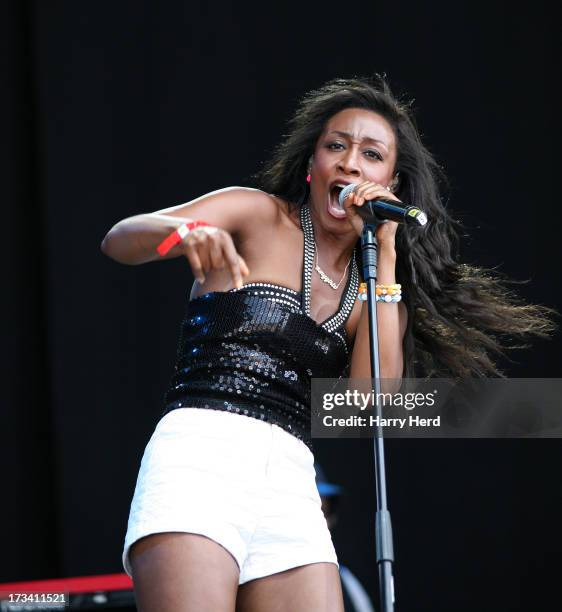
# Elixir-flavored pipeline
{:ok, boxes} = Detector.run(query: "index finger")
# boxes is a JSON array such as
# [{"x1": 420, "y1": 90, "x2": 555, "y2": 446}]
[{"x1": 221, "y1": 235, "x2": 244, "y2": 289}]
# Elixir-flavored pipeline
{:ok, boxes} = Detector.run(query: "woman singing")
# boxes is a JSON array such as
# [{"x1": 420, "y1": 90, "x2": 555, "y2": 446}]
[{"x1": 101, "y1": 76, "x2": 552, "y2": 611}]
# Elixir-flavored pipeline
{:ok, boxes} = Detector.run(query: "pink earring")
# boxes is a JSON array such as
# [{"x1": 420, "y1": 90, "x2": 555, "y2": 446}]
[{"x1": 306, "y1": 174, "x2": 311, "y2": 183}]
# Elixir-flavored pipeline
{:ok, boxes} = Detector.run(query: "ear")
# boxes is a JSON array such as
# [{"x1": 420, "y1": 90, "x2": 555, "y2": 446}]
[
  {"x1": 388, "y1": 173, "x2": 400, "y2": 192},
  {"x1": 307, "y1": 155, "x2": 313, "y2": 174}
]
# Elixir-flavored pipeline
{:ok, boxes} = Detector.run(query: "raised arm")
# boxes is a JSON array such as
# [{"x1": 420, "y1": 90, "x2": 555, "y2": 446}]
[
  {"x1": 101, "y1": 187, "x2": 278, "y2": 275},
  {"x1": 349, "y1": 240, "x2": 408, "y2": 381},
  {"x1": 342, "y1": 182, "x2": 408, "y2": 381}
]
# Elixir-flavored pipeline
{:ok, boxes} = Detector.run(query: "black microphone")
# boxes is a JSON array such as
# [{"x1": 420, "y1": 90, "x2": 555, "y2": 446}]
[{"x1": 338, "y1": 183, "x2": 428, "y2": 226}]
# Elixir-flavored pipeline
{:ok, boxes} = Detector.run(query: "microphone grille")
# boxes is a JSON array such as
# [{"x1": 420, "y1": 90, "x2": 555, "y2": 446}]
[{"x1": 338, "y1": 184, "x2": 357, "y2": 208}]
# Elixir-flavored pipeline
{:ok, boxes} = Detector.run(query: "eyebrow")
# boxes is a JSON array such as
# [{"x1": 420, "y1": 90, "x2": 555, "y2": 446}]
[{"x1": 328, "y1": 130, "x2": 389, "y2": 151}]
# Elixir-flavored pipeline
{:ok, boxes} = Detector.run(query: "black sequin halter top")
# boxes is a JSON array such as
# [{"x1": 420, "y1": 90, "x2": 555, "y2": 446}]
[{"x1": 161, "y1": 204, "x2": 360, "y2": 450}]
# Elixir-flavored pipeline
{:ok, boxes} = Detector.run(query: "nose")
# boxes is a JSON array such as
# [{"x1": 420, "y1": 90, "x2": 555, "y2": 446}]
[{"x1": 337, "y1": 147, "x2": 361, "y2": 176}]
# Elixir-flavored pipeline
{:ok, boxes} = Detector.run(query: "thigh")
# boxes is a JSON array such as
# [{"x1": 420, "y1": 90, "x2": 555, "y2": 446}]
[
  {"x1": 235, "y1": 562, "x2": 344, "y2": 612},
  {"x1": 130, "y1": 532, "x2": 240, "y2": 612}
]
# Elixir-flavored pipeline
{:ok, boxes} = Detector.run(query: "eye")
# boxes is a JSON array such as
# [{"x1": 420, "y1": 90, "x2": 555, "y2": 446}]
[
  {"x1": 326, "y1": 142, "x2": 344, "y2": 151},
  {"x1": 364, "y1": 149, "x2": 383, "y2": 161}
]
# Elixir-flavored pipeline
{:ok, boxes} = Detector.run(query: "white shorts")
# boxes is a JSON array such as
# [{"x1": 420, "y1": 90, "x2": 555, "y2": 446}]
[{"x1": 122, "y1": 407, "x2": 338, "y2": 585}]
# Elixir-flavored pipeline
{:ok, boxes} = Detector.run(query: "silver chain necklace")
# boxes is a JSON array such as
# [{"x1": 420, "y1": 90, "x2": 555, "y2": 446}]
[
  {"x1": 301, "y1": 204, "x2": 359, "y2": 335},
  {"x1": 314, "y1": 250, "x2": 352, "y2": 290}
]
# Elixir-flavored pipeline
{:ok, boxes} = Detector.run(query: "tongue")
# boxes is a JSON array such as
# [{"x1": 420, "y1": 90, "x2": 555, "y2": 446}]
[{"x1": 328, "y1": 189, "x2": 347, "y2": 219}]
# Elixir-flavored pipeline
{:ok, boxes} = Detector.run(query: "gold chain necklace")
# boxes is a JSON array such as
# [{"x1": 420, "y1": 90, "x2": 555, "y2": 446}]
[{"x1": 314, "y1": 250, "x2": 352, "y2": 290}]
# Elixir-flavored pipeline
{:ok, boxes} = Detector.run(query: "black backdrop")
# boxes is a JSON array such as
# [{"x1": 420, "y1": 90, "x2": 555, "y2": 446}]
[{"x1": 3, "y1": 1, "x2": 561, "y2": 611}]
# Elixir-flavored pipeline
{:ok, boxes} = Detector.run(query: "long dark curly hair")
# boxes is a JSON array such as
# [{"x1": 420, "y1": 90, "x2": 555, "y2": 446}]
[{"x1": 254, "y1": 75, "x2": 555, "y2": 377}]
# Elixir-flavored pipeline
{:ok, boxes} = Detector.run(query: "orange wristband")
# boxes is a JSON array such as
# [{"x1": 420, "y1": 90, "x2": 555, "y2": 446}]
[{"x1": 156, "y1": 221, "x2": 210, "y2": 256}]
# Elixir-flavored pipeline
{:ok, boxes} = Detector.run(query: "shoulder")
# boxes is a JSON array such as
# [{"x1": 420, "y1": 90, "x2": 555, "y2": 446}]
[
  {"x1": 152, "y1": 186, "x2": 287, "y2": 237},
  {"x1": 204, "y1": 187, "x2": 299, "y2": 237},
  {"x1": 216, "y1": 187, "x2": 295, "y2": 224},
  {"x1": 207, "y1": 186, "x2": 279, "y2": 212}
]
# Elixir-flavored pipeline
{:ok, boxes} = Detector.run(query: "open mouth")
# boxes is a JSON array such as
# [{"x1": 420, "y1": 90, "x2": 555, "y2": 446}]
[{"x1": 327, "y1": 185, "x2": 347, "y2": 219}]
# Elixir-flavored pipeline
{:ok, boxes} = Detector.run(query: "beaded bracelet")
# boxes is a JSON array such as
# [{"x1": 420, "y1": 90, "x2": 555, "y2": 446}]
[
  {"x1": 358, "y1": 283, "x2": 402, "y2": 303},
  {"x1": 156, "y1": 220, "x2": 211, "y2": 256}
]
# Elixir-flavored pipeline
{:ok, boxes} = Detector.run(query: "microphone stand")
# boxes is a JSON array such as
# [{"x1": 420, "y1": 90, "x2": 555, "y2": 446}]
[{"x1": 361, "y1": 222, "x2": 395, "y2": 612}]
